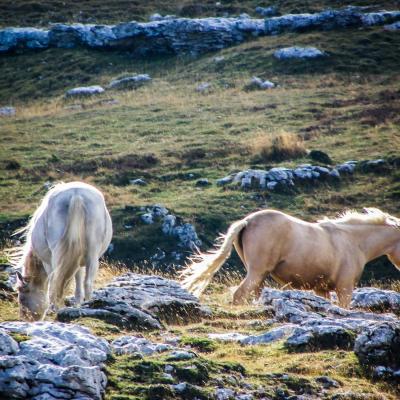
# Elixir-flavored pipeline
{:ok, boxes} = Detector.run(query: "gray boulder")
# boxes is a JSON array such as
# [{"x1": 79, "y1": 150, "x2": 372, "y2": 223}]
[
  {"x1": 57, "y1": 273, "x2": 211, "y2": 329},
  {"x1": 65, "y1": 85, "x2": 105, "y2": 97},
  {"x1": 354, "y1": 321, "x2": 400, "y2": 380},
  {"x1": 0, "y1": 106, "x2": 16, "y2": 117},
  {"x1": 108, "y1": 74, "x2": 151, "y2": 90},
  {"x1": 274, "y1": 46, "x2": 325, "y2": 60},
  {"x1": 255, "y1": 6, "x2": 278, "y2": 17},
  {"x1": 384, "y1": 21, "x2": 400, "y2": 30},
  {"x1": 241, "y1": 325, "x2": 296, "y2": 345},
  {"x1": 112, "y1": 335, "x2": 172, "y2": 356},
  {"x1": 0, "y1": 321, "x2": 110, "y2": 400},
  {"x1": 0, "y1": 27, "x2": 49, "y2": 52},
  {"x1": 246, "y1": 76, "x2": 275, "y2": 90},
  {"x1": 351, "y1": 287, "x2": 400, "y2": 314}
]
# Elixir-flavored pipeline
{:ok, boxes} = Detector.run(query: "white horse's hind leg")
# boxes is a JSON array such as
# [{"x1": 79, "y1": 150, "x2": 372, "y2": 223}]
[
  {"x1": 74, "y1": 268, "x2": 85, "y2": 305},
  {"x1": 84, "y1": 254, "x2": 99, "y2": 301}
]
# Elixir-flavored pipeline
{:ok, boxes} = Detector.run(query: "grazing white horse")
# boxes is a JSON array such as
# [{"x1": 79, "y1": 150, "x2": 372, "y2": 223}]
[{"x1": 15, "y1": 181, "x2": 112, "y2": 321}]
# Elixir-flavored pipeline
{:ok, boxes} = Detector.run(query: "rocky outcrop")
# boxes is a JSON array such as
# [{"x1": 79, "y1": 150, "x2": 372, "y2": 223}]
[
  {"x1": 1, "y1": 8, "x2": 400, "y2": 55},
  {"x1": 217, "y1": 158, "x2": 395, "y2": 192},
  {"x1": 351, "y1": 287, "x2": 400, "y2": 315},
  {"x1": 245, "y1": 76, "x2": 276, "y2": 90},
  {"x1": 57, "y1": 273, "x2": 211, "y2": 329},
  {"x1": 141, "y1": 204, "x2": 202, "y2": 250},
  {"x1": 65, "y1": 85, "x2": 105, "y2": 97},
  {"x1": 354, "y1": 322, "x2": 400, "y2": 381},
  {"x1": 108, "y1": 74, "x2": 151, "y2": 90},
  {"x1": 274, "y1": 46, "x2": 325, "y2": 59},
  {"x1": 0, "y1": 321, "x2": 110, "y2": 400}
]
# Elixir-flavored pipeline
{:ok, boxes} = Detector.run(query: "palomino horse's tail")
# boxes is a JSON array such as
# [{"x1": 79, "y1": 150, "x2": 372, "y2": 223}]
[
  {"x1": 181, "y1": 218, "x2": 248, "y2": 297},
  {"x1": 49, "y1": 194, "x2": 86, "y2": 306}
]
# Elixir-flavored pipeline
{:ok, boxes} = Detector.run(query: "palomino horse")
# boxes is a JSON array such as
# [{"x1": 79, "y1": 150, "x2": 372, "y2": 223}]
[
  {"x1": 181, "y1": 208, "x2": 400, "y2": 308},
  {"x1": 15, "y1": 181, "x2": 112, "y2": 321}
]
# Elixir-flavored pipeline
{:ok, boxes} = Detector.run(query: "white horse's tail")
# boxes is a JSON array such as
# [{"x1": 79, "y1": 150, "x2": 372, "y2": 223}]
[
  {"x1": 181, "y1": 218, "x2": 248, "y2": 297},
  {"x1": 49, "y1": 194, "x2": 86, "y2": 306}
]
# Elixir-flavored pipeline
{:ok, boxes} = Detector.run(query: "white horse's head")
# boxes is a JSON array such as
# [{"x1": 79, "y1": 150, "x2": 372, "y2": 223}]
[{"x1": 16, "y1": 271, "x2": 49, "y2": 321}]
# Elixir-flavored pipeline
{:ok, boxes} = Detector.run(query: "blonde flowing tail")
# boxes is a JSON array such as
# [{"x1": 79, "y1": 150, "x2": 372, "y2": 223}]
[
  {"x1": 181, "y1": 218, "x2": 248, "y2": 297},
  {"x1": 49, "y1": 195, "x2": 86, "y2": 306}
]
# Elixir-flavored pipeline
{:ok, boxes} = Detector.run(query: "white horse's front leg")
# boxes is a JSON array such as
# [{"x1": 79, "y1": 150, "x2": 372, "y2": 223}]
[{"x1": 74, "y1": 268, "x2": 85, "y2": 305}]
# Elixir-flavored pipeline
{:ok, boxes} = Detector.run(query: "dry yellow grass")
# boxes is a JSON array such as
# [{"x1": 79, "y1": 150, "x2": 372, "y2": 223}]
[{"x1": 249, "y1": 131, "x2": 307, "y2": 163}]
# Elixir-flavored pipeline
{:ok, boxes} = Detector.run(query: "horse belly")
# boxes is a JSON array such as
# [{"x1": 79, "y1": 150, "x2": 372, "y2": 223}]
[{"x1": 271, "y1": 261, "x2": 335, "y2": 290}]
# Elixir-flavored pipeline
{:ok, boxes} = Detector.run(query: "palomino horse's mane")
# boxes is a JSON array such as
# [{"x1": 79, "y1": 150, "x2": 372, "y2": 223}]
[
  {"x1": 11, "y1": 182, "x2": 65, "y2": 274},
  {"x1": 319, "y1": 207, "x2": 400, "y2": 228}
]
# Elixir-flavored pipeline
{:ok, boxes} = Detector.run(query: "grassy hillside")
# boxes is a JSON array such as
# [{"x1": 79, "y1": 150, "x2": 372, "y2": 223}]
[
  {"x1": 1, "y1": 3, "x2": 400, "y2": 279},
  {"x1": 1, "y1": 0, "x2": 400, "y2": 27}
]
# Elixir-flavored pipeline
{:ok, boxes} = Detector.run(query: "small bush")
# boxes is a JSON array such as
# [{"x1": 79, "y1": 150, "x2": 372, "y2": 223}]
[{"x1": 251, "y1": 132, "x2": 306, "y2": 163}]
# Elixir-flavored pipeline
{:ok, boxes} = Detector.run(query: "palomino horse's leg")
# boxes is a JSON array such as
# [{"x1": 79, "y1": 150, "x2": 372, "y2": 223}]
[
  {"x1": 314, "y1": 288, "x2": 331, "y2": 300},
  {"x1": 336, "y1": 286, "x2": 353, "y2": 309},
  {"x1": 74, "y1": 267, "x2": 85, "y2": 305},
  {"x1": 84, "y1": 254, "x2": 99, "y2": 301},
  {"x1": 232, "y1": 270, "x2": 266, "y2": 304}
]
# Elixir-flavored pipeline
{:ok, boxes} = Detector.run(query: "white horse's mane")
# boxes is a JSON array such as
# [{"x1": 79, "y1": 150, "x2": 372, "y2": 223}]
[{"x1": 319, "y1": 207, "x2": 400, "y2": 228}]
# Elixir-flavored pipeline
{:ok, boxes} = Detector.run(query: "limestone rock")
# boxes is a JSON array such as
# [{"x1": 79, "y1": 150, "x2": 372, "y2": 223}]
[
  {"x1": 112, "y1": 335, "x2": 172, "y2": 356},
  {"x1": 0, "y1": 321, "x2": 110, "y2": 400},
  {"x1": 246, "y1": 76, "x2": 275, "y2": 90},
  {"x1": 241, "y1": 325, "x2": 296, "y2": 345},
  {"x1": 65, "y1": 85, "x2": 105, "y2": 97},
  {"x1": 384, "y1": 21, "x2": 400, "y2": 30},
  {"x1": 255, "y1": 6, "x2": 278, "y2": 17},
  {"x1": 354, "y1": 321, "x2": 400, "y2": 380},
  {"x1": 0, "y1": 106, "x2": 16, "y2": 117},
  {"x1": 351, "y1": 287, "x2": 400, "y2": 315},
  {"x1": 57, "y1": 273, "x2": 210, "y2": 329},
  {"x1": 274, "y1": 46, "x2": 325, "y2": 60},
  {"x1": 0, "y1": 27, "x2": 49, "y2": 52},
  {"x1": 108, "y1": 74, "x2": 151, "y2": 90}
]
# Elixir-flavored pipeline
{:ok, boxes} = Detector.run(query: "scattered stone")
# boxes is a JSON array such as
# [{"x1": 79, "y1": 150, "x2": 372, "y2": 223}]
[
  {"x1": 274, "y1": 46, "x2": 325, "y2": 60},
  {"x1": 130, "y1": 178, "x2": 147, "y2": 186},
  {"x1": 213, "y1": 56, "x2": 225, "y2": 62},
  {"x1": 285, "y1": 324, "x2": 356, "y2": 352},
  {"x1": 208, "y1": 332, "x2": 249, "y2": 342},
  {"x1": 142, "y1": 204, "x2": 202, "y2": 250},
  {"x1": 166, "y1": 350, "x2": 197, "y2": 361},
  {"x1": 217, "y1": 175, "x2": 234, "y2": 186},
  {"x1": 246, "y1": 76, "x2": 275, "y2": 90},
  {"x1": 315, "y1": 376, "x2": 340, "y2": 389},
  {"x1": 215, "y1": 387, "x2": 236, "y2": 400},
  {"x1": 241, "y1": 325, "x2": 296, "y2": 345},
  {"x1": 354, "y1": 321, "x2": 400, "y2": 380},
  {"x1": 65, "y1": 85, "x2": 105, "y2": 97},
  {"x1": 141, "y1": 212, "x2": 154, "y2": 224},
  {"x1": 0, "y1": 106, "x2": 16, "y2": 117},
  {"x1": 219, "y1": 158, "x2": 391, "y2": 192},
  {"x1": 112, "y1": 335, "x2": 172, "y2": 356},
  {"x1": 351, "y1": 287, "x2": 400, "y2": 315},
  {"x1": 255, "y1": 6, "x2": 279, "y2": 17},
  {"x1": 196, "y1": 82, "x2": 211, "y2": 93},
  {"x1": 108, "y1": 74, "x2": 151, "y2": 90},
  {"x1": 196, "y1": 178, "x2": 211, "y2": 187},
  {"x1": 0, "y1": 321, "x2": 110, "y2": 400},
  {"x1": 57, "y1": 273, "x2": 211, "y2": 328},
  {"x1": 308, "y1": 150, "x2": 332, "y2": 164},
  {"x1": 384, "y1": 21, "x2": 400, "y2": 30}
]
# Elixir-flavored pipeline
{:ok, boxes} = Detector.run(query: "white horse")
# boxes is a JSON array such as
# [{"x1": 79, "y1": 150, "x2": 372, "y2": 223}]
[{"x1": 15, "y1": 181, "x2": 112, "y2": 321}]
